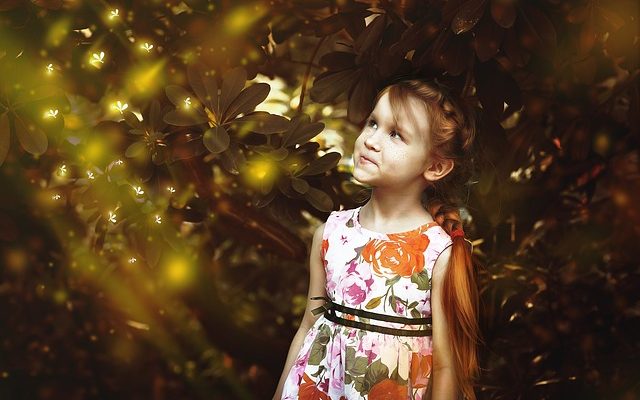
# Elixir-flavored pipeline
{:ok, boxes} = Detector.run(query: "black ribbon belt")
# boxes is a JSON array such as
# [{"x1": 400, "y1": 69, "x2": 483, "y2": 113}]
[{"x1": 310, "y1": 296, "x2": 432, "y2": 337}]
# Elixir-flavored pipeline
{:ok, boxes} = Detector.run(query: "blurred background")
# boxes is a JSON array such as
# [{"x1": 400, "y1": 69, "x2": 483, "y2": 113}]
[{"x1": 0, "y1": 0, "x2": 638, "y2": 399}]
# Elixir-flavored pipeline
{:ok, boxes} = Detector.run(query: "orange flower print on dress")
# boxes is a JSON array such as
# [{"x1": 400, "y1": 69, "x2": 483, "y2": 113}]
[
  {"x1": 410, "y1": 353, "x2": 433, "y2": 389},
  {"x1": 321, "y1": 239, "x2": 329, "y2": 259},
  {"x1": 299, "y1": 373, "x2": 330, "y2": 400},
  {"x1": 362, "y1": 230, "x2": 430, "y2": 279},
  {"x1": 368, "y1": 379, "x2": 407, "y2": 399}
]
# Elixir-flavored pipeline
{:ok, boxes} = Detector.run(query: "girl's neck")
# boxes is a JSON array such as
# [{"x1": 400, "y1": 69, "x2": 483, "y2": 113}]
[{"x1": 360, "y1": 198, "x2": 435, "y2": 228}]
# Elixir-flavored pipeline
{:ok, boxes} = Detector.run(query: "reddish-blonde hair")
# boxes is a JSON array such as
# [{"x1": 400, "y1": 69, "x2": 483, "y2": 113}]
[{"x1": 372, "y1": 79, "x2": 483, "y2": 400}]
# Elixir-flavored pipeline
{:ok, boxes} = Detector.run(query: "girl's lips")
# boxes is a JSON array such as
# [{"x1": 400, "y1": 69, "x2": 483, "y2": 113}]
[{"x1": 360, "y1": 155, "x2": 377, "y2": 165}]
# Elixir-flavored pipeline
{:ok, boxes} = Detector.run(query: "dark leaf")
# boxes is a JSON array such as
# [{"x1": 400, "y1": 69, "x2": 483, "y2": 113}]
[
  {"x1": 517, "y1": 3, "x2": 557, "y2": 56},
  {"x1": 223, "y1": 83, "x2": 270, "y2": 122},
  {"x1": 290, "y1": 177, "x2": 309, "y2": 194},
  {"x1": 440, "y1": 33, "x2": 471, "y2": 76},
  {"x1": 123, "y1": 111, "x2": 143, "y2": 129},
  {"x1": 234, "y1": 111, "x2": 288, "y2": 134},
  {"x1": 475, "y1": 59, "x2": 522, "y2": 120},
  {"x1": 163, "y1": 109, "x2": 208, "y2": 126},
  {"x1": 474, "y1": 16, "x2": 505, "y2": 62},
  {"x1": 319, "y1": 51, "x2": 357, "y2": 69},
  {"x1": 165, "y1": 85, "x2": 192, "y2": 107},
  {"x1": 220, "y1": 66, "x2": 247, "y2": 118},
  {"x1": 348, "y1": 73, "x2": 376, "y2": 123},
  {"x1": 504, "y1": 28, "x2": 530, "y2": 67},
  {"x1": 310, "y1": 69, "x2": 359, "y2": 103},
  {"x1": 219, "y1": 141, "x2": 245, "y2": 175},
  {"x1": 353, "y1": 13, "x2": 387, "y2": 55},
  {"x1": 314, "y1": 13, "x2": 347, "y2": 37},
  {"x1": 304, "y1": 186, "x2": 333, "y2": 212},
  {"x1": 281, "y1": 114, "x2": 324, "y2": 147},
  {"x1": 12, "y1": 112, "x2": 47, "y2": 156},
  {"x1": 452, "y1": 0, "x2": 487, "y2": 34},
  {"x1": 203, "y1": 125, "x2": 230, "y2": 154},
  {"x1": 271, "y1": 14, "x2": 303, "y2": 43},
  {"x1": 298, "y1": 152, "x2": 341, "y2": 176},
  {"x1": 125, "y1": 141, "x2": 147, "y2": 158},
  {"x1": 149, "y1": 99, "x2": 163, "y2": 128},
  {"x1": 491, "y1": 0, "x2": 516, "y2": 28}
]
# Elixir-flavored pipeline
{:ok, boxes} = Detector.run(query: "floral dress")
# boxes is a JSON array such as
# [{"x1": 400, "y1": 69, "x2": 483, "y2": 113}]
[{"x1": 281, "y1": 205, "x2": 453, "y2": 400}]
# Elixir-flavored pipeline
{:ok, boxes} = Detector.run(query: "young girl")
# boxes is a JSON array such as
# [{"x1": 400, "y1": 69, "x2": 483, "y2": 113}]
[{"x1": 273, "y1": 79, "x2": 481, "y2": 400}]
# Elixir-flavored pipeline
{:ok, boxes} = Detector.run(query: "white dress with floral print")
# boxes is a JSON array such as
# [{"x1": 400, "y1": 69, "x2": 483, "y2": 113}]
[{"x1": 281, "y1": 206, "x2": 453, "y2": 400}]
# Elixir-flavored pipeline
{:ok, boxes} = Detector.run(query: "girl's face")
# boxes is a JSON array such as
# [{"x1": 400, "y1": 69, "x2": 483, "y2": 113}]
[{"x1": 352, "y1": 92, "x2": 433, "y2": 189}]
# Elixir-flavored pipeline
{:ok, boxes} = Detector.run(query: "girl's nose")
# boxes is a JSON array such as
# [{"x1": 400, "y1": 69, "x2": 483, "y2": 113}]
[{"x1": 364, "y1": 130, "x2": 380, "y2": 150}]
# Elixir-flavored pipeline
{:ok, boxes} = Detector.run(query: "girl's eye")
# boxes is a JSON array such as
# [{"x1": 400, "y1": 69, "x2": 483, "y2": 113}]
[{"x1": 367, "y1": 118, "x2": 402, "y2": 140}]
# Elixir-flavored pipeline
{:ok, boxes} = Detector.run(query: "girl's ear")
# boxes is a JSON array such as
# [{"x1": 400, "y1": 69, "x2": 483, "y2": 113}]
[{"x1": 422, "y1": 157, "x2": 454, "y2": 183}]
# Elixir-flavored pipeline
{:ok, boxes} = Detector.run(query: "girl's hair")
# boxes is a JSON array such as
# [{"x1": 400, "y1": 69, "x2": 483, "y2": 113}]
[{"x1": 371, "y1": 79, "x2": 482, "y2": 400}]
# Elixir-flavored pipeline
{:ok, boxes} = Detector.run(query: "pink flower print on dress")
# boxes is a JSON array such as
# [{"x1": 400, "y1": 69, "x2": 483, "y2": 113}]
[
  {"x1": 329, "y1": 337, "x2": 345, "y2": 392},
  {"x1": 336, "y1": 260, "x2": 374, "y2": 306},
  {"x1": 358, "y1": 333, "x2": 380, "y2": 364}
]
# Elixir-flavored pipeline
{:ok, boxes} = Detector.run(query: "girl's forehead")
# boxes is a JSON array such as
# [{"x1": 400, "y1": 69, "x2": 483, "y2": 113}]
[{"x1": 373, "y1": 92, "x2": 429, "y2": 139}]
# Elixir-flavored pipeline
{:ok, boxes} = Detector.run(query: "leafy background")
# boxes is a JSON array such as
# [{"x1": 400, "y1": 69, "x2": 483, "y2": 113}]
[{"x1": 0, "y1": 0, "x2": 638, "y2": 399}]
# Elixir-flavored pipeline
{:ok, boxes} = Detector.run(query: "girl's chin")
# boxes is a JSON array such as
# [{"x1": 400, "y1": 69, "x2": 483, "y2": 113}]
[{"x1": 352, "y1": 172, "x2": 378, "y2": 186}]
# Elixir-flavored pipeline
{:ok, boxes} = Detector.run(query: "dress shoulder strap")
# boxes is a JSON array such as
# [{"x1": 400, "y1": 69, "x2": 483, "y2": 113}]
[{"x1": 321, "y1": 208, "x2": 354, "y2": 242}]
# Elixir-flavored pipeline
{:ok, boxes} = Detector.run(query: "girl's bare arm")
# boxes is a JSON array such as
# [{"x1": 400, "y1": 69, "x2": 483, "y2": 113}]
[{"x1": 272, "y1": 222, "x2": 327, "y2": 399}]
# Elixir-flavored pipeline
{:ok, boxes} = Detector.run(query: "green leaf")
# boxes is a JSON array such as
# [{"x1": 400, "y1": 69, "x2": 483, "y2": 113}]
[
  {"x1": 224, "y1": 83, "x2": 270, "y2": 121},
  {"x1": 304, "y1": 186, "x2": 333, "y2": 212},
  {"x1": 410, "y1": 309, "x2": 422, "y2": 319},
  {"x1": 234, "y1": 111, "x2": 288, "y2": 134},
  {"x1": 307, "y1": 340, "x2": 327, "y2": 366},
  {"x1": 346, "y1": 346, "x2": 356, "y2": 365},
  {"x1": 345, "y1": 374, "x2": 353, "y2": 385},
  {"x1": 353, "y1": 375, "x2": 366, "y2": 393},
  {"x1": 298, "y1": 152, "x2": 342, "y2": 176},
  {"x1": 411, "y1": 270, "x2": 430, "y2": 290},
  {"x1": 364, "y1": 359, "x2": 389, "y2": 391},
  {"x1": 349, "y1": 357, "x2": 368, "y2": 376},
  {"x1": 203, "y1": 126, "x2": 230, "y2": 154},
  {"x1": 13, "y1": 112, "x2": 47, "y2": 156},
  {"x1": 365, "y1": 295, "x2": 383, "y2": 310},
  {"x1": 310, "y1": 365, "x2": 326, "y2": 378},
  {"x1": 386, "y1": 275, "x2": 401, "y2": 286}
]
